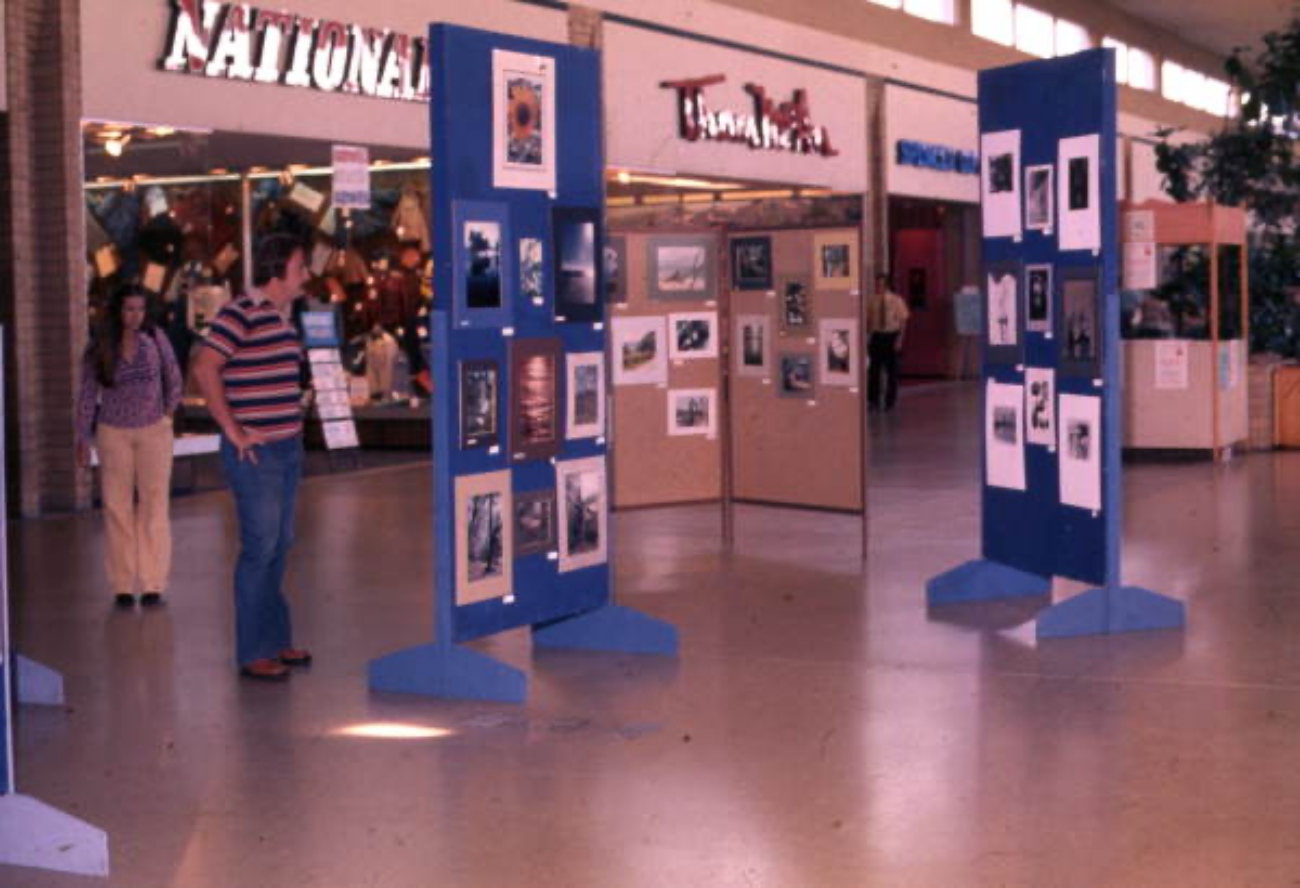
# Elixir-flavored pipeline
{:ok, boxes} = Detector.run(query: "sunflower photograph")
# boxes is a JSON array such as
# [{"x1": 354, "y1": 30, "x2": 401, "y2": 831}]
[{"x1": 506, "y1": 75, "x2": 545, "y2": 167}]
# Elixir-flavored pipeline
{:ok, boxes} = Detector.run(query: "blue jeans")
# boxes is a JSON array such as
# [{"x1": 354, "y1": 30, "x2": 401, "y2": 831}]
[{"x1": 220, "y1": 435, "x2": 303, "y2": 667}]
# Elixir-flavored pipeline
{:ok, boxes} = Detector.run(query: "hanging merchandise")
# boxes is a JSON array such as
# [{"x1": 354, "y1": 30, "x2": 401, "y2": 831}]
[{"x1": 392, "y1": 184, "x2": 431, "y2": 252}]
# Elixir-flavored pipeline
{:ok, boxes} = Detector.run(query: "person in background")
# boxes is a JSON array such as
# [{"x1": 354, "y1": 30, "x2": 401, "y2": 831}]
[
  {"x1": 866, "y1": 272, "x2": 910, "y2": 412},
  {"x1": 75, "y1": 284, "x2": 183, "y2": 609},
  {"x1": 192, "y1": 234, "x2": 312, "y2": 682}
]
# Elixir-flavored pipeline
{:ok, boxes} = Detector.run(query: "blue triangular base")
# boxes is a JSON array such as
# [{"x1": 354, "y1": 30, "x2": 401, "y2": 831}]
[
  {"x1": 367, "y1": 642, "x2": 526, "y2": 703},
  {"x1": 0, "y1": 794, "x2": 108, "y2": 877},
  {"x1": 927, "y1": 559, "x2": 1052, "y2": 606},
  {"x1": 532, "y1": 605, "x2": 678, "y2": 655},
  {"x1": 1036, "y1": 585, "x2": 1186, "y2": 639}
]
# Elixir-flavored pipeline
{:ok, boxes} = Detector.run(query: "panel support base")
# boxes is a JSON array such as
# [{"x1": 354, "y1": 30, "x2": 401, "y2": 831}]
[
  {"x1": 0, "y1": 794, "x2": 108, "y2": 877},
  {"x1": 15, "y1": 655, "x2": 64, "y2": 706},
  {"x1": 532, "y1": 605, "x2": 678, "y2": 655},
  {"x1": 367, "y1": 643, "x2": 526, "y2": 703},
  {"x1": 1036, "y1": 585, "x2": 1186, "y2": 638},
  {"x1": 926, "y1": 559, "x2": 1051, "y2": 606}
]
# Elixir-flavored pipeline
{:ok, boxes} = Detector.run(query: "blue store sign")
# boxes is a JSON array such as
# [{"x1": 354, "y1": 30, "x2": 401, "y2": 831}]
[{"x1": 896, "y1": 140, "x2": 979, "y2": 175}]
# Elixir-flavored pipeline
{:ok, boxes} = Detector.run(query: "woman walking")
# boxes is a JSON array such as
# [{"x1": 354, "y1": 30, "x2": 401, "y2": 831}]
[{"x1": 76, "y1": 284, "x2": 183, "y2": 608}]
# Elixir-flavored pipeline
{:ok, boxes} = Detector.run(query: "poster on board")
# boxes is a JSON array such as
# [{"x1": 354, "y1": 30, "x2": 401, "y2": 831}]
[
  {"x1": 1025, "y1": 367, "x2": 1056, "y2": 447},
  {"x1": 980, "y1": 130, "x2": 1022, "y2": 239},
  {"x1": 1057, "y1": 134, "x2": 1101, "y2": 252},
  {"x1": 985, "y1": 379, "x2": 1027, "y2": 491},
  {"x1": 1058, "y1": 394, "x2": 1102, "y2": 511}
]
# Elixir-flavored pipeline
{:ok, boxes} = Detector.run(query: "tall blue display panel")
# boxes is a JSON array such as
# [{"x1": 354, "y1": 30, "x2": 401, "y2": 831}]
[
  {"x1": 368, "y1": 26, "x2": 677, "y2": 702},
  {"x1": 926, "y1": 50, "x2": 1186, "y2": 638},
  {"x1": 0, "y1": 334, "x2": 108, "y2": 877}
]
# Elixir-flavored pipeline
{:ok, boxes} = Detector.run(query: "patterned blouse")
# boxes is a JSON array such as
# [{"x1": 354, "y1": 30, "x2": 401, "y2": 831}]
[{"x1": 75, "y1": 330, "x2": 183, "y2": 443}]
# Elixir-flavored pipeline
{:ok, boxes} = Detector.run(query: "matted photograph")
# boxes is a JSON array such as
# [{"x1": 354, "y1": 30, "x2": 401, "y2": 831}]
[
  {"x1": 509, "y1": 338, "x2": 562, "y2": 462},
  {"x1": 611, "y1": 315, "x2": 668, "y2": 386},
  {"x1": 454, "y1": 471, "x2": 514, "y2": 605},
  {"x1": 605, "y1": 235, "x2": 629, "y2": 304},
  {"x1": 556, "y1": 456, "x2": 608, "y2": 573},
  {"x1": 779, "y1": 353, "x2": 815, "y2": 399},
  {"x1": 1059, "y1": 268, "x2": 1101, "y2": 378},
  {"x1": 514, "y1": 488, "x2": 557, "y2": 558},
  {"x1": 818, "y1": 318, "x2": 858, "y2": 387},
  {"x1": 452, "y1": 201, "x2": 512, "y2": 328},
  {"x1": 779, "y1": 276, "x2": 812, "y2": 332},
  {"x1": 491, "y1": 49, "x2": 556, "y2": 192},
  {"x1": 1025, "y1": 164, "x2": 1053, "y2": 232},
  {"x1": 459, "y1": 358, "x2": 499, "y2": 450},
  {"x1": 1025, "y1": 366, "x2": 1056, "y2": 447},
  {"x1": 667, "y1": 388, "x2": 717, "y2": 438},
  {"x1": 730, "y1": 236, "x2": 773, "y2": 291},
  {"x1": 1025, "y1": 263, "x2": 1053, "y2": 333},
  {"x1": 980, "y1": 129, "x2": 1022, "y2": 238},
  {"x1": 519, "y1": 237, "x2": 544, "y2": 304},
  {"x1": 1058, "y1": 393, "x2": 1102, "y2": 511},
  {"x1": 736, "y1": 314, "x2": 771, "y2": 378},
  {"x1": 985, "y1": 262, "x2": 1022, "y2": 364},
  {"x1": 647, "y1": 234, "x2": 716, "y2": 301},
  {"x1": 552, "y1": 206, "x2": 602, "y2": 324},
  {"x1": 668, "y1": 311, "x2": 719, "y2": 360},
  {"x1": 812, "y1": 231, "x2": 859, "y2": 291},
  {"x1": 985, "y1": 380, "x2": 1026, "y2": 491},
  {"x1": 566, "y1": 351, "x2": 605, "y2": 440},
  {"x1": 1058, "y1": 134, "x2": 1101, "y2": 251}
]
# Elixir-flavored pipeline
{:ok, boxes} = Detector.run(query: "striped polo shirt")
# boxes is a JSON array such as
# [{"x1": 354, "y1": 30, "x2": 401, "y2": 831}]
[{"x1": 202, "y1": 293, "x2": 304, "y2": 441}]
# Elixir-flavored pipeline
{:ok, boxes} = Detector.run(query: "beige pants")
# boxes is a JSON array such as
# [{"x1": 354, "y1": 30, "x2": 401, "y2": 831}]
[{"x1": 96, "y1": 418, "x2": 174, "y2": 595}]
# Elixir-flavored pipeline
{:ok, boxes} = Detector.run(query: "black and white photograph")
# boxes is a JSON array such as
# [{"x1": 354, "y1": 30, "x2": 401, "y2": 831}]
[
  {"x1": 731, "y1": 236, "x2": 772, "y2": 291},
  {"x1": 552, "y1": 207, "x2": 601, "y2": 323},
  {"x1": 667, "y1": 388, "x2": 717, "y2": 437},
  {"x1": 1066, "y1": 418, "x2": 1091, "y2": 460},
  {"x1": 736, "y1": 314, "x2": 770, "y2": 377},
  {"x1": 1060, "y1": 273, "x2": 1100, "y2": 377},
  {"x1": 1025, "y1": 164, "x2": 1053, "y2": 231},
  {"x1": 566, "y1": 352, "x2": 605, "y2": 440},
  {"x1": 464, "y1": 220, "x2": 502, "y2": 310},
  {"x1": 605, "y1": 235, "x2": 628, "y2": 304},
  {"x1": 611, "y1": 316, "x2": 668, "y2": 386},
  {"x1": 452, "y1": 200, "x2": 511, "y2": 327},
  {"x1": 519, "y1": 237, "x2": 544, "y2": 303},
  {"x1": 986, "y1": 267, "x2": 1019, "y2": 352},
  {"x1": 813, "y1": 232, "x2": 858, "y2": 291},
  {"x1": 980, "y1": 129, "x2": 1022, "y2": 238},
  {"x1": 818, "y1": 318, "x2": 858, "y2": 387},
  {"x1": 492, "y1": 49, "x2": 555, "y2": 191},
  {"x1": 779, "y1": 353, "x2": 815, "y2": 399},
  {"x1": 1026, "y1": 263, "x2": 1052, "y2": 333},
  {"x1": 514, "y1": 489, "x2": 556, "y2": 558},
  {"x1": 647, "y1": 235, "x2": 717, "y2": 301},
  {"x1": 780, "y1": 276, "x2": 812, "y2": 332},
  {"x1": 668, "y1": 311, "x2": 719, "y2": 360},
  {"x1": 557, "y1": 457, "x2": 608, "y2": 572},
  {"x1": 992, "y1": 406, "x2": 1019, "y2": 444},
  {"x1": 1025, "y1": 367, "x2": 1056, "y2": 447},
  {"x1": 1057, "y1": 134, "x2": 1101, "y2": 251},
  {"x1": 454, "y1": 471, "x2": 513, "y2": 604},
  {"x1": 1068, "y1": 157, "x2": 1090, "y2": 211},
  {"x1": 466, "y1": 491, "x2": 504, "y2": 582},
  {"x1": 459, "y1": 359, "x2": 499, "y2": 450},
  {"x1": 989, "y1": 153, "x2": 1014, "y2": 193},
  {"x1": 1058, "y1": 393, "x2": 1102, "y2": 510},
  {"x1": 985, "y1": 380, "x2": 1026, "y2": 491}
]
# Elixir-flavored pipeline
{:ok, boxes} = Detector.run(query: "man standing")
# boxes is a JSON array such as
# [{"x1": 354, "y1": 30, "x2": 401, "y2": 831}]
[
  {"x1": 866, "y1": 272, "x2": 910, "y2": 412},
  {"x1": 193, "y1": 234, "x2": 312, "y2": 682}
]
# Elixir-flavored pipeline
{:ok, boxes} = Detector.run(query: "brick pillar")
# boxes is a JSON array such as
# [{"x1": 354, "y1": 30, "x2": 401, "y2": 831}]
[
  {"x1": 4, "y1": 0, "x2": 88, "y2": 514},
  {"x1": 568, "y1": 4, "x2": 603, "y2": 50}
]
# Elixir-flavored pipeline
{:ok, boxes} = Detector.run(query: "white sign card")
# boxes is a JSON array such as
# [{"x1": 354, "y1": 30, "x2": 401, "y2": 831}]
[
  {"x1": 1057, "y1": 134, "x2": 1101, "y2": 252},
  {"x1": 980, "y1": 130, "x2": 1022, "y2": 238},
  {"x1": 321, "y1": 419, "x2": 359, "y2": 451},
  {"x1": 1154, "y1": 340, "x2": 1189, "y2": 390},
  {"x1": 1123, "y1": 241, "x2": 1158, "y2": 291},
  {"x1": 1058, "y1": 394, "x2": 1102, "y2": 511},
  {"x1": 331, "y1": 144, "x2": 371, "y2": 210},
  {"x1": 986, "y1": 379, "x2": 1027, "y2": 491},
  {"x1": 1124, "y1": 210, "x2": 1155, "y2": 243},
  {"x1": 1025, "y1": 367, "x2": 1056, "y2": 447}
]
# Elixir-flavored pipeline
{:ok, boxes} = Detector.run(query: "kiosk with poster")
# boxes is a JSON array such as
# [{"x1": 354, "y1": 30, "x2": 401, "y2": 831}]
[
  {"x1": 368, "y1": 25, "x2": 676, "y2": 703},
  {"x1": 926, "y1": 49, "x2": 1186, "y2": 638}
]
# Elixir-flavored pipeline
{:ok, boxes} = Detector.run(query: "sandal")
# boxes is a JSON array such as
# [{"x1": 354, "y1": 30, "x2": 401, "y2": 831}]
[
  {"x1": 278, "y1": 648, "x2": 313, "y2": 667},
  {"x1": 240, "y1": 658, "x2": 290, "y2": 682}
]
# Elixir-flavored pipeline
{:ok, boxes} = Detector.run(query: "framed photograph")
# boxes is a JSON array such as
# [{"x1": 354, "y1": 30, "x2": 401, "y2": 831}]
[
  {"x1": 812, "y1": 231, "x2": 859, "y2": 291},
  {"x1": 646, "y1": 234, "x2": 716, "y2": 301},
  {"x1": 1058, "y1": 134, "x2": 1101, "y2": 252},
  {"x1": 452, "y1": 200, "x2": 511, "y2": 329},
  {"x1": 610, "y1": 316, "x2": 668, "y2": 386},
  {"x1": 519, "y1": 237, "x2": 544, "y2": 305},
  {"x1": 1058, "y1": 393, "x2": 1102, "y2": 511},
  {"x1": 667, "y1": 311, "x2": 719, "y2": 360},
  {"x1": 514, "y1": 488, "x2": 557, "y2": 558},
  {"x1": 779, "y1": 275, "x2": 812, "y2": 333},
  {"x1": 552, "y1": 206, "x2": 602, "y2": 324},
  {"x1": 566, "y1": 352, "x2": 605, "y2": 440},
  {"x1": 1025, "y1": 263, "x2": 1053, "y2": 334},
  {"x1": 492, "y1": 49, "x2": 556, "y2": 192},
  {"x1": 556, "y1": 456, "x2": 608, "y2": 573},
  {"x1": 818, "y1": 318, "x2": 858, "y2": 387},
  {"x1": 605, "y1": 235, "x2": 629, "y2": 304},
  {"x1": 667, "y1": 388, "x2": 717, "y2": 438},
  {"x1": 1059, "y1": 267, "x2": 1101, "y2": 378},
  {"x1": 778, "y1": 353, "x2": 815, "y2": 399},
  {"x1": 984, "y1": 261, "x2": 1022, "y2": 365},
  {"x1": 454, "y1": 470, "x2": 514, "y2": 605},
  {"x1": 985, "y1": 380, "x2": 1026, "y2": 491},
  {"x1": 1025, "y1": 366, "x2": 1056, "y2": 447},
  {"x1": 1024, "y1": 164, "x2": 1053, "y2": 232},
  {"x1": 458, "y1": 359, "x2": 500, "y2": 450},
  {"x1": 736, "y1": 314, "x2": 771, "y2": 378},
  {"x1": 730, "y1": 236, "x2": 773, "y2": 291},
  {"x1": 980, "y1": 129, "x2": 1022, "y2": 238},
  {"x1": 509, "y1": 338, "x2": 562, "y2": 462}
]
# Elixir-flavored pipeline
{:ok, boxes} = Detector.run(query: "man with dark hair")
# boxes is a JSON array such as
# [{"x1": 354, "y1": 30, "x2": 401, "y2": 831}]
[
  {"x1": 866, "y1": 272, "x2": 910, "y2": 412},
  {"x1": 192, "y1": 234, "x2": 312, "y2": 681}
]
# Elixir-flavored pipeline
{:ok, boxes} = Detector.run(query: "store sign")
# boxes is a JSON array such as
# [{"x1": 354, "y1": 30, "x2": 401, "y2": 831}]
[
  {"x1": 160, "y1": 0, "x2": 430, "y2": 102},
  {"x1": 331, "y1": 144, "x2": 371, "y2": 209},
  {"x1": 659, "y1": 74, "x2": 838, "y2": 158},
  {"x1": 896, "y1": 140, "x2": 979, "y2": 175}
]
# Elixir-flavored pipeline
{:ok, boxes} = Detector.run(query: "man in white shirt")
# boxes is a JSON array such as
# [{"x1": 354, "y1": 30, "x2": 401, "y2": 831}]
[{"x1": 866, "y1": 273, "x2": 910, "y2": 411}]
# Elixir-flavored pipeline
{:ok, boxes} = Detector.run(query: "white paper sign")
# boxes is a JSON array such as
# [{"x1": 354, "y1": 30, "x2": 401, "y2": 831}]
[
  {"x1": 986, "y1": 380, "x2": 1027, "y2": 491},
  {"x1": 1124, "y1": 241, "x2": 1158, "y2": 291},
  {"x1": 1154, "y1": 340, "x2": 1189, "y2": 390},
  {"x1": 1058, "y1": 134, "x2": 1101, "y2": 252},
  {"x1": 1058, "y1": 394, "x2": 1102, "y2": 511},
  {"x1": 1124, "y1": 210, "x2": 1155, "y2": 243},
  {"x1": 1025, "y1": 367, "x2": 1056, "y2": 447},
  {"x1": 331, "y1": 144, "x2": 371, "y2": 210},
  {"x1": 980, "y1": 130, "x2": 1022, "y2": 239}
]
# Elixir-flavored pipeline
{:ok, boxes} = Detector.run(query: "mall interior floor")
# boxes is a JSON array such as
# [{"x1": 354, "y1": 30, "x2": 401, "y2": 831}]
[{"x1": 7, "y1": 382, "x2": 1300, "y2": 887}]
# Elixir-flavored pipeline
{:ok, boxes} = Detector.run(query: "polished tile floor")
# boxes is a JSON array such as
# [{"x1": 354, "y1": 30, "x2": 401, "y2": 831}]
[{"x1": 8, "y1": 382, "x2": 1300, "y2": 887}]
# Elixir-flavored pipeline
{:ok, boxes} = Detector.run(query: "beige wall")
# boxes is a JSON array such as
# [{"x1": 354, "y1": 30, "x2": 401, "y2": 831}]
[{"x1": 883, "y1": 84, "x2": 978, "y2": 205}]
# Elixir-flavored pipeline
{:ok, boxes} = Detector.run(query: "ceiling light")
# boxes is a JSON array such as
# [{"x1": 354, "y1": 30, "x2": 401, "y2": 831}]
[
  {"x1": 616, "y1": 170, "x2": 632, "y2": 184},
  {"x1": 104, "y1": 135, "x2": 130, "y2": 157},
  {"x1": 151, "y1": 126, "x2": 176, "y2": 137},
  {"x1": 331, "y1": 722, "x2": 454, "y2": 740}
]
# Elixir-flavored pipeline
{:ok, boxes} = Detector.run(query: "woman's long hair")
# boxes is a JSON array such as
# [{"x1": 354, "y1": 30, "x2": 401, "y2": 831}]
[{"x1": 86, "y1": 284, "x2": 156, "y2": 388}]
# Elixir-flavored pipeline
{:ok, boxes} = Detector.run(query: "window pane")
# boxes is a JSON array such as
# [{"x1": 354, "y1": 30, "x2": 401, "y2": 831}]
[
  {"x1": 1128, "y1": 48, "x2": 1156, "y2": 90},
  {"x1": 972, "y1": 0, "x2": 1014, "y2": 46},
  {"x1": 1014, "y1": 5, "x2": 1055, "y2": 58},
  {"x1": 904, "y1": 0, "x2": 954, "y2": 23},
  {"x1": 1103, "y1": 37, "x2": 1129, "y2": 84},
  {"x1": 1055, "y1": 18, "x2": 1090, "y2": 56},
  {"x1": 1162, "y1": 60, "x2": 1185, "y2": 102}
]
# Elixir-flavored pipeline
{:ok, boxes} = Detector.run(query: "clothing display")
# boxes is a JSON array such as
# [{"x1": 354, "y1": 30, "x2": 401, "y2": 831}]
[{"x1": 365, "y1": 328, "x2": 399, "y2": 399}]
